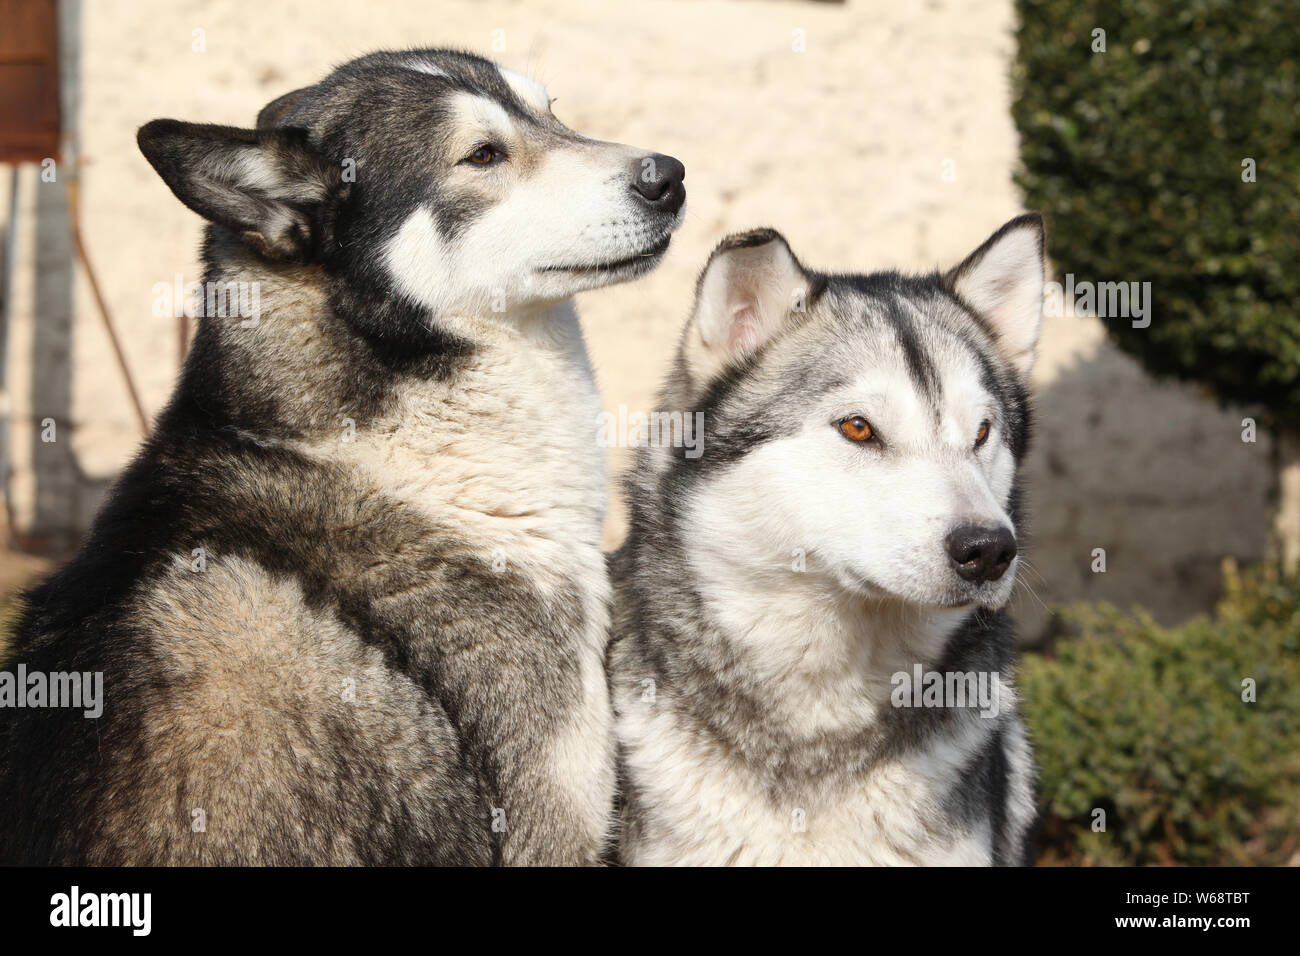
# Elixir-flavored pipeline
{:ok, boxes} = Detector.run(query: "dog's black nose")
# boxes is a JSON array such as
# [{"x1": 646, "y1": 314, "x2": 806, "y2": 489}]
[
  {"x1": 631, "y1": 153, "x2": 685, "y2": 213},
  {"x1": 945, "y1": 525, "x2": 1017, "y2": 584}
]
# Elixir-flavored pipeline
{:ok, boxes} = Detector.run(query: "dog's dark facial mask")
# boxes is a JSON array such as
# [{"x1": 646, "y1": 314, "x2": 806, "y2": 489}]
[
  {"x1": 655, "y1": 218, "x2": 1043, "y2": 612},
  {"x1": 137, "y1": 49, "x2": 686, "y2": 344}
]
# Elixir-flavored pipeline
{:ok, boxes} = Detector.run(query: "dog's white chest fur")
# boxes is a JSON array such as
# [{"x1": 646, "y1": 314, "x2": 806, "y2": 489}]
[
  {"x1": 321, "y1": 302, "x2": 607, "y2": 555},
  {"x1": 614, "y1": 576, "x2": 1028, "y2": 866},
  {"x1": 618, "y1": 695, "x2": 995, "y2": 866}
]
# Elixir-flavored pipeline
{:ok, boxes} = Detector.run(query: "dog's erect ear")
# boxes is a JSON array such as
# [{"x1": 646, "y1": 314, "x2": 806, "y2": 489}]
[
  {"x1": 945, "y1": 213, "x2": 1045, "y2": 378},
  {"x1": 687, "y1": 228, "x2": 812, "y2": 378},
  {"x1": 256, "y1": 87, "x2": 313, "y2": 129},
  {"x1": 137, "y1": 119, "x2": 338, "y2": 263}
]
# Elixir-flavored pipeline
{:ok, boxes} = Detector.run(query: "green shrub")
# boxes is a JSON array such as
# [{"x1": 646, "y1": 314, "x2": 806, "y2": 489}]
[
  {"x1": 1012, "y1": 0, "x2": 1300, "y2": 425},
  {"x1": 1020, "y1": 561, "x2": 1300, "y2": 865}
]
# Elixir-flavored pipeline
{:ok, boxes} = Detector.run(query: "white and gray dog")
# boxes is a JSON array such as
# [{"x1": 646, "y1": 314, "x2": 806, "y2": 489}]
[
  {"x1": 0, "y1": 49, "x2": 684, "y2": 865},
  {"x1": 610, "y1": 218, "x2": 1042, "y2": 865}
]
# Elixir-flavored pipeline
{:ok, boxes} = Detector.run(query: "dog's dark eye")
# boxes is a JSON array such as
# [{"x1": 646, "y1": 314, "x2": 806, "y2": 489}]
[
  {"x1": 466, "y1": 145, "x2": 498, "y2": 166},
  {"x1": 839, "y1": 417, "x2": 876, "y2": 443},
  {"x1": 974, "y1": 420, "x2": 991, "y2": 449}
]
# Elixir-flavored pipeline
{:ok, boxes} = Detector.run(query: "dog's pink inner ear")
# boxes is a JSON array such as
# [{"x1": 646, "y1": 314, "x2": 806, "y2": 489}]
[
  {"x1": 947, "y1": 215, "x2": 1046, "y2": 377},
  {"x1": 694, "y1": 231, "x2": 807, "y2": 369},
  {"x1": 725, "y1": 300, "x2": 764, "y2": 355}
]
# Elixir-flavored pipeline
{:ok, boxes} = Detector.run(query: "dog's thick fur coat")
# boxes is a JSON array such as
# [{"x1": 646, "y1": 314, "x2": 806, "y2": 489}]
[
  {"x1": 611, "y1": 222, "x2": 1042, "y2": 865},
  {"x1": 0, "y1": 49, "x2": 684, "y2": 865}
]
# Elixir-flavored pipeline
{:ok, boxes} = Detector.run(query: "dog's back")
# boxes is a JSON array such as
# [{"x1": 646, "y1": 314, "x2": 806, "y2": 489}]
[{"x1": 0, "y1": 417, "x2": 495, "y2": 864}]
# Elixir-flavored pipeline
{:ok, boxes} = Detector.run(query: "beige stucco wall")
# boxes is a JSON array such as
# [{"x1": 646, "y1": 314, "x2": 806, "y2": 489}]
[{"x1": 0, "y1": 0, "x2": 1273, "y2": 638}]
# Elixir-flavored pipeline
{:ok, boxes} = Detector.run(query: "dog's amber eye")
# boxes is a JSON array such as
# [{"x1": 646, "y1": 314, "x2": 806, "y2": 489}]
[
  {"x1": 974, "y1": 421, "x2": 991, "y2": 448},
  {"x1": 467, "y1": 145, "x2": 497, "y2": 165},
  {"x1": 840, "y1": 417, "x2": 875, "y2": 443}
]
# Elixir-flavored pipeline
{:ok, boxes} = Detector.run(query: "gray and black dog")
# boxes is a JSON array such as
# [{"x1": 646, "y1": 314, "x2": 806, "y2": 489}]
[
  {"x1": 0, "y1": 49, "x2": 684, "y2": 865},
  {"x1": 610, "y1": 219, "x2": 1041, "y2": 865}
]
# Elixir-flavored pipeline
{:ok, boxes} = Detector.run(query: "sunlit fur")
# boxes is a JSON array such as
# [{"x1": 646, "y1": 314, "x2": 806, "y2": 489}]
[
  {"x1": 611, "y1": 219, "x2": 1043, "y2": 865},
  {"x1": 0, "y1": 49, "x2": 683, "y2": 865}
]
